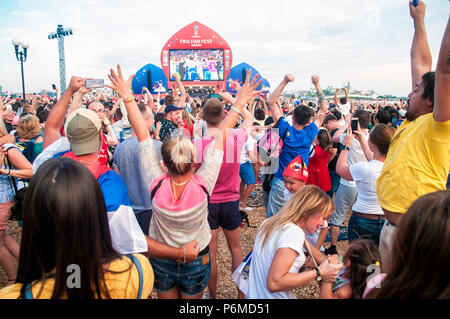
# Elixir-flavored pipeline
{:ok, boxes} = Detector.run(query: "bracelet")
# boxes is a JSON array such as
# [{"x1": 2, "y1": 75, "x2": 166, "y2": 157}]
[
  {"x1": 182, "y1": 246, "x2": 186, "y2": 264},
  {"x1": 230, "y1": 106, "x2": 241, "y2": 115},
  {"x1": 176, "y1": 247, "x2": 182, "y2": 262},
  {"x1": 123, "y1": 96, "x2": 134, "y2": 103}
]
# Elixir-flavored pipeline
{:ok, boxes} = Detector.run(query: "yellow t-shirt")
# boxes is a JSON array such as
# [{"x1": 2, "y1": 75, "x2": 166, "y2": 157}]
[
  {"x1": 377, "y1": 113, "x2": 450, "y2": 214},
  {"x1": 0, "y1": 254, "x2": 153, "y2": 299}
]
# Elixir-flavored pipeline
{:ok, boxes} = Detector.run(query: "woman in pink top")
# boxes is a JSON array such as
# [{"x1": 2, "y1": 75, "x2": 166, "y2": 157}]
[{"x1": 107, "y1": 65, "x2": 263, "y2": 299}]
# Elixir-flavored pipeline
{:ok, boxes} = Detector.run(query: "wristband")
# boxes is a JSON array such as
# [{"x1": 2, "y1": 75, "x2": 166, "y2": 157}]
[
  {"x1": 340, "y1": 144, "x2": 350, "y2": 151},
  {"x1": 230, "y1": 106, "x2": 241, "y2": 115},
  {"x1": 123, "y1": 96, "x2": 134, "y2": 103}
]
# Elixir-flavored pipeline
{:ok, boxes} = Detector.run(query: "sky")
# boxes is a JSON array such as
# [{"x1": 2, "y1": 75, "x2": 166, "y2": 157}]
[{"x1": 0, "y1": 0, "x2": 448, "y2": 97}]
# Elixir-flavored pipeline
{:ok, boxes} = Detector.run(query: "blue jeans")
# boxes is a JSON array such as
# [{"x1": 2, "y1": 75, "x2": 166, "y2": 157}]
[
  {"x1": 348, "y1": 212, "x2": 385, "y2": 245},
  {"x1": 266, "y1": 177, "x2": 287, "y2": 218},
  {"x1": 149, "y1": 248, "x2": 211, "y2": 297},
  {"x1": 326, "y1": 170, "x2": 341, "y2": 198}
]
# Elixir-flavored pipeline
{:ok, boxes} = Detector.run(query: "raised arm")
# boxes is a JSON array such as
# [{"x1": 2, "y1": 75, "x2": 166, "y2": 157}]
[
  {"x1": 67, "y1": 85, "x2": 92, "y2": 115},
  {"x1": 311, "y1": 75, "x2": 327, "y2": 127},
  {"x1": 43, "y1": 76, "x2": 84, "y2": 149},
  {"x1": 434, "y1": 16, "x2": 450, "y2": 122},
  {"x1": 172, "y1": 73, "x2": 187, "y2": 108},
  {"x1": 268, "y1": 74, "x2": 295, "y2": 122},
  {"x1": 215, "y1": 70, "x2": 262, "y2": 151},
  {"x1": 334, "y1": 89, "x2": 339, "y2": 105},
  {"x1": 106, "y1": 65, "x2": 149, "y2": 142},
  {"x1": 409, "y1": 0, "x2": 432, "y2": 89}
]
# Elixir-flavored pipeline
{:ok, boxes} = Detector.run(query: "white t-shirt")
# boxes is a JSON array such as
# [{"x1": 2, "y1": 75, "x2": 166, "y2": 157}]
[
  {"x1": 240, "y1": 135, "x2": 255, "y2": 164},
  {"x1": 247, "y1": 222, "x2": 306, "y2": 299},
  {"x1": 305, "y1": 220, "x2": 328, "y2": 252},
  {"x1": 338, "y1": 103, "x2": 351, "y2": 116},
  {"x1": 350, "y1": 160, "x2": 384, "y2": 215},
  {"x1": 339, "y1": 133, "x2": 369, "y2": 187}
]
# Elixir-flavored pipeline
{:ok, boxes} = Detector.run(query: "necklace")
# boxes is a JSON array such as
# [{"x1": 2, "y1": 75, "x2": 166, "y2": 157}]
[{"x1": 171, "y1": 178, "x2": 190, "y2": 186}]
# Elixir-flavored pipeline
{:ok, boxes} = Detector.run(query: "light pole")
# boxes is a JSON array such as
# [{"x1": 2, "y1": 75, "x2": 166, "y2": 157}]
[
  {"x1": 11, "y1": 38, "x2": 29, "y2": 101},
  {"x1": 48, "y1": 24, "x2": 73, "y2": 92}
]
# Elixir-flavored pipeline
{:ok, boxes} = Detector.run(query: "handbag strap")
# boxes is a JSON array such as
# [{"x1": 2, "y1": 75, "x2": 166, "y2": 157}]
[
  {"x1": 4, "y1": 153, "x2": 18, "y2": 195},
  {"x1": 127, "y1": 254, "x2": 143, "y2": 299},
  {"x1": 304, "y1": 238, "x2": 320, "y2": 269}
]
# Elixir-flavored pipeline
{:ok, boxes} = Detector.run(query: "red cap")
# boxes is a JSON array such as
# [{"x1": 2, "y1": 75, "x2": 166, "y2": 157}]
[{"x1": 283, "y1": 155, "x2": 308, "y2": 182}]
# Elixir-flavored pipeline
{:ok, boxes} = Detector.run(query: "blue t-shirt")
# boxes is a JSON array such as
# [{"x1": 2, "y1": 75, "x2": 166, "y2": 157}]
[
  {"x1": 274, "y1": 117, "x2": 319, "y2": 180},
  {"x1": 113, "y1": 137, "x2": 162, "y2": 213}
]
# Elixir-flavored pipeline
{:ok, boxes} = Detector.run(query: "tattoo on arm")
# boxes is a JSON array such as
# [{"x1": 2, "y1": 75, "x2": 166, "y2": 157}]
[{"x1": 319, "y1": 92, "x2": 326, "y2": 103}]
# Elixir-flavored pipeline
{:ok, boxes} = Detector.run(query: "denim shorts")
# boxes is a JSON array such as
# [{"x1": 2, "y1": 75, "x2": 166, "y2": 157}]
[
  {"x1": 239, "y1": 161, "x2": 256, "y2": 185},
  {"x1": 149, "y1": 247, "x2": 211, "y2": 297},
  {"x1": 348, "y1": 212, "x2": 385, "y2": 245},
  {"x1": 208, "y1": 200, "x2": 241, "y2": 230},
  {"x1": 329, "y1": 184, "x2": 357, "y2": 227}
]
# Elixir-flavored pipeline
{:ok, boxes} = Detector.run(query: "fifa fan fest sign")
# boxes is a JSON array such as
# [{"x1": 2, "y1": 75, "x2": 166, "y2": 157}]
[{"x1": 161, "y1": 21, "x2": 233, "y2": 93}]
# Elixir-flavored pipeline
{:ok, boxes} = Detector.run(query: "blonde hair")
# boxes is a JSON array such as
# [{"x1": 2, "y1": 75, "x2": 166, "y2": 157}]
[
  {"x1": 161, "y1": 135, "x2": 196, "y2": 176},
  {"x1": 257, "y1": 185, "x2": 335, "y2": 251},
  {"x1": 16, "y1": 114, "x2": 40, "y2": 139}
]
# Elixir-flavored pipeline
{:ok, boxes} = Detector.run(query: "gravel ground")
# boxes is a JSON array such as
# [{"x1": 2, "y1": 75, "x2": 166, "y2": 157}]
[{"x1": 0, "y1": 184, "x2": 349, "y2": 299}]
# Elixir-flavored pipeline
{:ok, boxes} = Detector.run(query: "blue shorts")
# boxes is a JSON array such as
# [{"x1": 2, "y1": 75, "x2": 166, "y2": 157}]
[
  {"x1": 239, "y1": 161, "x2": 256, "y2": 185},
  {"x1": 208, "y1": 200, "x2": 241, "y2": 230},
  {"x1": 149, "y1": 246, "x2": 211, "y2": 297}
]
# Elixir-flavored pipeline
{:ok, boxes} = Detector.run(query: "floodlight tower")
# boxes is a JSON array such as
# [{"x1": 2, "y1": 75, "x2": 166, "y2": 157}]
[{"x1": 48, "y1": 24, "x2": 73, "y2": 92}]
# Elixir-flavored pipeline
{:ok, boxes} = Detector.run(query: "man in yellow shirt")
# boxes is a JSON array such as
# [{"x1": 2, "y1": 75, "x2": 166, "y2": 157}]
[{"x1": 377, "y1": 1, "x2": 450, "y2": 270}]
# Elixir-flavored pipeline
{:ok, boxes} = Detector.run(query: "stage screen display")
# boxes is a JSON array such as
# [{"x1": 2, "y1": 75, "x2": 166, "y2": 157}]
[{"x1": 169, "y1": 49, "x2": 224, "y2": 81}]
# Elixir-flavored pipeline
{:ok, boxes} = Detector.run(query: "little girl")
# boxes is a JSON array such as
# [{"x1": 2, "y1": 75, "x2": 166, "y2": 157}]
[{"x1": 320, "y1": 239, "x2": 381, "y2": 299}]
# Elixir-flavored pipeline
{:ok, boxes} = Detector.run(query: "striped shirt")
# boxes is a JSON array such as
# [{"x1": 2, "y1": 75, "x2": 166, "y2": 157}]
[{"x1": 139, "y1": 138, "x2": 223, "y2": 250}]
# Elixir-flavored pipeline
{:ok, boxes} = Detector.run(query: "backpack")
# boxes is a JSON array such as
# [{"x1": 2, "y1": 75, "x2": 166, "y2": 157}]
[
  {"x1": 3, "y1": 146, "x2": 28, "y2": 226},
  {"x1": 15, "y1": 134, "x2": 42, "y2": 164},
  {"x1": 258, "y1": 118, "x2": 288, "y2": 193}
]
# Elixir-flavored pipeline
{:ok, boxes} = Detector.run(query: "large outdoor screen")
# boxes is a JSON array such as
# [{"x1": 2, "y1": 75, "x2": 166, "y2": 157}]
[{"x1": 169, "y1": 49, "x2": 224, "y2": 81}]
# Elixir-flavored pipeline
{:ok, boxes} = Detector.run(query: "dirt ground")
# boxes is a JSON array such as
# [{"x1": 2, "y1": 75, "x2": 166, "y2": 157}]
[{"x1": 0, "y1": 184, "x2": 349, "y2": 299}]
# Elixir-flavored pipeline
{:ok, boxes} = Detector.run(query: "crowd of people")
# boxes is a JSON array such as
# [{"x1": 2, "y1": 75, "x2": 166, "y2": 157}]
[{"x1": 0, "y1": 1, "x2": 448, "y2": 299}]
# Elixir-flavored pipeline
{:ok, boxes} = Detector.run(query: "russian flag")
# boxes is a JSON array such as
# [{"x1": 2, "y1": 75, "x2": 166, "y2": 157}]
[{"x1": 33, "y1": 137, "x2": 148, "y2": 255}]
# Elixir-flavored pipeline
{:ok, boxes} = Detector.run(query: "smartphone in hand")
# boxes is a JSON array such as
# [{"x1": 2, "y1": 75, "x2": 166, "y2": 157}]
[
  {"x1": 351, "y1": 118, "x2": 359, "y2": 132},
  {"x1": 52, "y1": 84, "x2": 56, "y2": 90},
  {"x1": 86, "y1": 79, "x2": 104, "y2": 89}
]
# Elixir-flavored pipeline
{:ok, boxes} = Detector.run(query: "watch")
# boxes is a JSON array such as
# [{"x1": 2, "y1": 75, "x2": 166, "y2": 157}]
[
  {"x1": 315, "y1": 267, "x2": 322, "y2": 281},
  {"x1": 340, "y1": 144, "x2": 350, "y2": 151}
]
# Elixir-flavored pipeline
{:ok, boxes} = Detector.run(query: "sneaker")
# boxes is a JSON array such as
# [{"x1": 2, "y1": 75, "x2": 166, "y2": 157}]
[
  {"x1": 324, "y1": 246, "x2": 338, "y2": 256},
  {"x1": 202, "y1": 290, "x2": 210, "y2": 299}
]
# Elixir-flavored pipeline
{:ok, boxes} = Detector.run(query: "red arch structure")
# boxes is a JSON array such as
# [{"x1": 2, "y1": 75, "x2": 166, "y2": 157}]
[{"x1": 160, "y1": 21, "x2": 233, "y2": 95}]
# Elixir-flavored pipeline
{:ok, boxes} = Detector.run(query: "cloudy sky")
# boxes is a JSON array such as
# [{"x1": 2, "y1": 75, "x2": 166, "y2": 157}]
[{"x1": 0, "y1": 0, "x2": 448, "y2": 97}]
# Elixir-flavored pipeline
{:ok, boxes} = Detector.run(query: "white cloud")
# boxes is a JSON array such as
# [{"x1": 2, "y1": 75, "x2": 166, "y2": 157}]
[{"x1": 0, "y1": 0, "x2": 448, "y2": 97}]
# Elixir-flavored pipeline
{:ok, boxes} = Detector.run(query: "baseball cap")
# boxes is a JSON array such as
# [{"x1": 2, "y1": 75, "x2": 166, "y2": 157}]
[
  {"x1": 164, "y1": 104, "x2": 183, "y2": 114},
  {"x1": 283, "y1": 155, "x2": 308, "y2": 183},
  {"x1": 399, "y1": 109, "x2": 406, "y2": 117},
  {"x1": 65, "y1": 108, "x2": 102, "y2": 156}
]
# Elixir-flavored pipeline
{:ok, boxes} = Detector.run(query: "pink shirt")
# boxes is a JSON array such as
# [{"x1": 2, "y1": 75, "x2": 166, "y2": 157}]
[
  {"x1": 140, "y1": 138, "x2": 224, "y2": 251},
  {"x1": 194, "y1": 128, "x2": 248, "y2": 204}
]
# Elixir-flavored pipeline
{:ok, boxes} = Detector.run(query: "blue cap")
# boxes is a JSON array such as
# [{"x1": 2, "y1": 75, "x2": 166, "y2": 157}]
[{"x1": 164, "y1": 104, "x2": 183, "y2": 114}]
